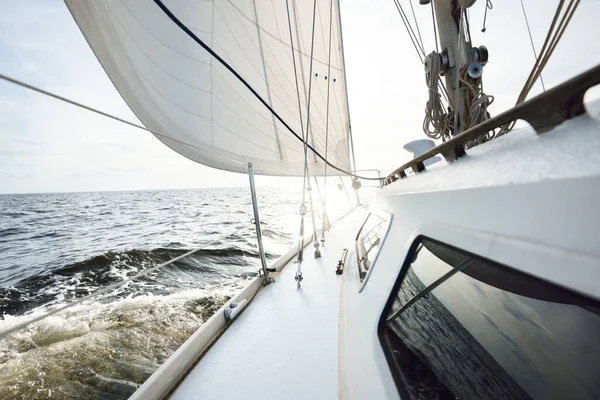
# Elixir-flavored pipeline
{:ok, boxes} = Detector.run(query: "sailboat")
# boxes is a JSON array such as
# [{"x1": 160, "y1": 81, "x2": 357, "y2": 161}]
[{"x1": 1, "y1": 0, "x2": 599, "y2": 398}]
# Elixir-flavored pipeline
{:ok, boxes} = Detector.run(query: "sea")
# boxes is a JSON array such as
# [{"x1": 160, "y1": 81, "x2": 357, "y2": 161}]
[{"x1": 0, "y1": 186, "x2": 352, "y2": 399}]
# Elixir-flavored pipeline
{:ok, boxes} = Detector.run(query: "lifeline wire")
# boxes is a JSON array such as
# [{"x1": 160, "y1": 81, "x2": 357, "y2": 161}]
[
  {"x1": 0, "y1": 223, "x2": 253, "y2": 340},
  {"x1": 0, "y1": 74, "x2": 245, "y2": 168}
]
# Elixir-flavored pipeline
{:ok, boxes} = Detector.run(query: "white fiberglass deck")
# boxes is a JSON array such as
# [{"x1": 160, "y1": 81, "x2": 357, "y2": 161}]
[{"x1": 170, "y1": 210, "x2": 365, "y2": 400}]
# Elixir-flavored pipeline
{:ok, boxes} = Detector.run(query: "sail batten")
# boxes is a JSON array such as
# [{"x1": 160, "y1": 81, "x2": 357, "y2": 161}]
[{"x1": 65, "y1": 0, "x2": 351, "y2": 176}]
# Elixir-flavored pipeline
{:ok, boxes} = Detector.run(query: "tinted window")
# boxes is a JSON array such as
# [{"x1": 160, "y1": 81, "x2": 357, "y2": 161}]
[
  {"x1": 355, "y1": 213, "x2": 387, "y2": 281},
  {"x1": 379, "y1": 238, "x2": 600, "y2": 400}
]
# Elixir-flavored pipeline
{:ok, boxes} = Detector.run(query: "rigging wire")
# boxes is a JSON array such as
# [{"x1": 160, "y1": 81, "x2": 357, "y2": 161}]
[
  {"x1": 463, "y1": 9, "x2": 473, "y2": 47},
  {"x1": 500, "y1": 0, "x2": 580, "y2": 134},
  {"x1": 519, "y1": 0, "x2": 546, "y2": 91},
  {"x1": 285, "y1": 0, "x2": 308, "y2": 273},
  {"x1": 428, "y1": 3, "x2": 451, "y2": 106},
  {"x1": 151, "y1": 0, "x2": 381, "y2": 181},
  {"x1": 0, "y1": 73, "x2": 249, "y2": 168},
  {"x1": 302, "y1": 0, "x2": 321, "y2": 259},
  {"x1": 408, "y1": 0, "x2": 425, "y2": 54},
  {"x1": 321, "y1": 0, "x2": 336, "y2": 240},
  {"x1": 0, "y1": 35, "x2": 375, "y2": 179},
  {"x1": 392, "y1": 0, "x2": 425, "y2": 63},
  {"x1": 430, "y1": 1, "x2": 439, "y2": 53}
]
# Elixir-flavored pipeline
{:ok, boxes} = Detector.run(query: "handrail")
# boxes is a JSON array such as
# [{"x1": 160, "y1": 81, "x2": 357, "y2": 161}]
[{"x1": 384, "y1": 64, "x2": 600, "y2": 186}]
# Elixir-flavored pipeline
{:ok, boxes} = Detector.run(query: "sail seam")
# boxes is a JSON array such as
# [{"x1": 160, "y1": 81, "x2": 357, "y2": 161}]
[
  {"x1": 147, "y1": 0, "x2": 381, "y2": 180},
  {"x1": 226, "y1": 3, "x2": 335, "y2": 138},
  {"x1": 251, "y1": 0, "x2": 284, "y2": 160},
  {"x1": 123, "y1": 0, "x2": 211, "y2": 65},
  {"x1": 226, "y1": 0, "x2": 341, "y2": 70}
]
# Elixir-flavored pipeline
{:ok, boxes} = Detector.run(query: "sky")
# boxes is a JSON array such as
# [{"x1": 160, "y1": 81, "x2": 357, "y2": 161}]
[{"x1": 0, "y1": 0, "x2": 599, "y2": 194}]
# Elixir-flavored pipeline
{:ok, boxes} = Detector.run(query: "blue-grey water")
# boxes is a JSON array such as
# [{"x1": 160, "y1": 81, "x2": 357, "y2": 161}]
[{"x1": 0, "y1": 187, "x2": 342, "y2": 399}]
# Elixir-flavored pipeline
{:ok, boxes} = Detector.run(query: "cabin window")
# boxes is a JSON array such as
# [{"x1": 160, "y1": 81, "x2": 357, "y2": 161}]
[
  {"x1": 379, "y1": 237, "x2": 600, "y2": 400},
  {"x1": 355, "y1": 213, "x2": 389, "y2": 283}
]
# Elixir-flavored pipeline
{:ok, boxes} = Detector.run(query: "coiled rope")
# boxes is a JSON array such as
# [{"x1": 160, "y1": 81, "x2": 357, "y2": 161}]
[
  {"x1": 459, "y1": 66, "x2": 495, "y2": 146},
  {"x1": 423, "y1": 51, "x2": 453, "y2": 141}
]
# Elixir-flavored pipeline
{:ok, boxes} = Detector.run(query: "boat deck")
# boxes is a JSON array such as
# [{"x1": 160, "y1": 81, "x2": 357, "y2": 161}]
[{"x1": 170, "y1": 210, "x2": 365, "y2": 400}]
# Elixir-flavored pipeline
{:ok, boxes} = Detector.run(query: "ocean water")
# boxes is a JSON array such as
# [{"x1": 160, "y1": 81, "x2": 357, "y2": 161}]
[{"x1": 0, "y1": 186, "x2": 351, "y2": 399}]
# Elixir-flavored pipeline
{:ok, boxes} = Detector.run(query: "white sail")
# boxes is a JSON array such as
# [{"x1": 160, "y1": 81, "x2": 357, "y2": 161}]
[{"x1": 64, "y1": 0, "x2": 352, "y2": 176}]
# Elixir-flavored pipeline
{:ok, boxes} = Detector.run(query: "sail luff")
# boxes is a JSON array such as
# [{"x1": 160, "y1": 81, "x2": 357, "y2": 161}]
[{"x1": 335, "y1": 0, "x2": 357, "y2": 174}]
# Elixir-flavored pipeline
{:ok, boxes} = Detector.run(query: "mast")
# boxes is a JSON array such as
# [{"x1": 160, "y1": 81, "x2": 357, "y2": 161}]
[
  {"x1": 433, "y1": 0, "x2": 468, "y2": 134},
  {"x1": 423, "y1": 0, "x2": 489, "y2": 136}
]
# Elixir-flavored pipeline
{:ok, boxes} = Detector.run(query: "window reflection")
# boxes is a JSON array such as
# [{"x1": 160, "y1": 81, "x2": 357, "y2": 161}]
[
  {"x1": 381, "y1": 239, "x2": 600, "y2": 400},
  {"x1": 356, "y1": 214, "x2": 387, "y2": 281}
]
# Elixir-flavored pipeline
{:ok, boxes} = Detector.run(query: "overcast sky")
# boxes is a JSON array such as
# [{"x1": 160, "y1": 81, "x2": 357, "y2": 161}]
[{"x1": 0, "y1": 0, "x2": 598, "y2": 194}]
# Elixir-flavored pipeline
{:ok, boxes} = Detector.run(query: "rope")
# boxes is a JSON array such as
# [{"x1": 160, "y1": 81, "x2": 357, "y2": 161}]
[
  {"x1": 459, "y1": 67, "x2": 495, "y2": 146},
  {"x1": 519, "y1": 0, "x2": 546, "y2": 91},
  {"x1": 0, "y1": 223, "x2": 253, "y2": 339},
  {"x1": 423, "y1": 52, "x2": 453, "y2": 141},
  {"x1": 453, "y1": 5, "x2": 465, "y2": 134},
  {"x1": 152, "y1": 0, "x2": 380, "y2": 181},
  {"x1": 500, "y1": 0, "x2": 580, "y2": 135},
  {"x1": 481, "y1": 0, "x2": 493, "y2": 33}
]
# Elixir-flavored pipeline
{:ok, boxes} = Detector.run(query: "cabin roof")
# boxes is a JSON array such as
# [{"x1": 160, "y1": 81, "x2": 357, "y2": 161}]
[{"x1": 383, "y1": 100, "x2": 600, "y2": 195}]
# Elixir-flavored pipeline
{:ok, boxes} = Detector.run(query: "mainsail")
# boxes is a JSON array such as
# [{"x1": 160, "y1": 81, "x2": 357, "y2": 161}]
[{"x1": 65, "y1": 0, "x2": 352, "y2": 176}]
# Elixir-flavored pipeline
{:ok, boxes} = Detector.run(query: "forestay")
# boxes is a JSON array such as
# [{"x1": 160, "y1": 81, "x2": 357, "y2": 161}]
[{"x1": 65, "y1": 0, "x2": 352, "y2": 176}]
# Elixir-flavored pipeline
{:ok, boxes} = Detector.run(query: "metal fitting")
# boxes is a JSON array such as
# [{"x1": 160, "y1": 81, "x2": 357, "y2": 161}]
[
  {"x1": 299, "y1": 203, "x2": 307, "y2": 216},
  {"x1": 459, "y1": 0, "x2": 477, "y2": 8},
  {"x1": 467, "y1": 62, "x2": 483, "y2": 79},
  {"x1": 424, "y1": 52, "x2": 450, "y2": 75},
  {"x1": 295, "y1": 271, "x2": 303, "y2": 289},
  {"x1": 473, "y1": 45, "x2": 489, "y2": 65}
]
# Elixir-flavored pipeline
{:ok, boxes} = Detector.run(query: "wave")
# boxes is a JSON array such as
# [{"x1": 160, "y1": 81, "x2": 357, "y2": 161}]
[
  {"x1": 260, "y1": 228, "x2": 293, "y2": 239},
  {"x1": 0, "y1": 227, "x2": 26, "y2": 238},
  {"x1": 0, "y1": 246, "x2": 273, "y2": 318},
  {"x1": 0, "y1": 290, "x2": 231, "y2": 400},
  {"x1": 0, "y1": 212, "x2": 28, "y2": 218}
]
